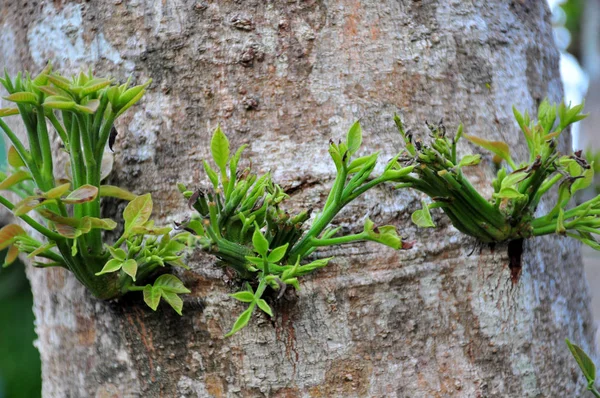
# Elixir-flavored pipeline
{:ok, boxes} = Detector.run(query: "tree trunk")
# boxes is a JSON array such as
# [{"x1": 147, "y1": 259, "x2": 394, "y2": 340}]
[{"x1": 0, "y1": 1, "x2": 596, "y2": 397}]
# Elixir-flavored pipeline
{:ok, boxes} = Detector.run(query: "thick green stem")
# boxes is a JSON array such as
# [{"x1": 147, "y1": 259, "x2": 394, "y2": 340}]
[{"x1": 36, "y1": 105, "x2": 54, "y2": 181}]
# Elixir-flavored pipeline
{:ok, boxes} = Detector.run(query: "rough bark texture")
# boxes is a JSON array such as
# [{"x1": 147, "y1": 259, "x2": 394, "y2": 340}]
[{"x1": 0, "y1": 1, "x2": 597, "y2": 397}]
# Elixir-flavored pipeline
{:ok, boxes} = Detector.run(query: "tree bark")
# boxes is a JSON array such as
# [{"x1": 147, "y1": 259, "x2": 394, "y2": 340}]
[{"x1": 0, "y1": 1, "x2": 596, "y2": 397}]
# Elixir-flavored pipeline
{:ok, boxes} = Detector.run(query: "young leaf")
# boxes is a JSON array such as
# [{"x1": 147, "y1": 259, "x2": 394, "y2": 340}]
[
  {"x1": 143, "y1": 285, "x2": 161, "y2": 311},
  {"x1": 63, "y1": 184, "x2": 98, "y2": 204},
  {"x1": 225, "y1": 306, "x2": 254, "y2": 337},
  {"x1": 121, "y1": 259, "x2": 138, "y2": 281},
  {"x1": 13, "y1": 196, "x2": 47, "y2": 216},
  {"x1": 123, "y1": 194, "x2": 153, "y2": 233},
  {"x1": 4, "y1": 92, "x2": 38, "y2": 105},
  {"x1": 7, "y1": 146, "x2": 25, "y2": 168},
  {"x1": 252, "y1": 227, "x2": 269, "y2": 257},
  {"x1": 230, "y1": 291, "x2": 255, "y2": 303},
  {"x1": 0, "y1": 170, "x2": 32, "y2": 190},
  {"x1": 95, "y1": 259, "x2": 123, "y2": 276},
  {"x1": 464, "y1": 135, "x2": 513, "y2": 166},
  {"x1": 346, "y1": 121, "x2": 362, "y2": 157},
  {"x1": 45, "y1": 183, "x2": 71, "y2": 199},
  {"x1": 0, "y1": 224, "x2": 25, "y2": 250},
  {"x1": 458, "y1": 154, "x2": 481, "y2": 168},
  {"x1": 153, "y1": 274, "x2": 191, "y2": 294},
  {"x1": 566, "y1": 339, "x2": 596, "y2": 383},
  {"x1": 0, "y1": 108, "x2": 19, "y2": 118},
  {"x1": 3, "y1": 245, "x2": 19, "y2": 267},
  {"x1": 267, "y1": 243, "x2": 289, "y2": 263},
  {"x1": 411, "y1": 201, "x2": 435, "y2": 228},
  {"x1": 106, "y1": 245, "x2": 126, "y2": 261},
  {"x1": 160, "y1": 290, "x2": 184, "y2": 316},
  {"x1": 99, "y1": 185, "x2": 136, "y2": 201},
  {"x1": 256, "y1": 299, "x2": 273, "y2": 317},
  {"x1": 211, "y1": 126, "x2": 230, "y2": 172}
]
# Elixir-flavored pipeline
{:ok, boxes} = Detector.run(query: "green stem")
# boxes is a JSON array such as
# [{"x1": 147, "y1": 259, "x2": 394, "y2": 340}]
[
  {"x1": 310, "y1": 233, "x2": 366, "y2": 247},
  {"x1": 36, "y1": 105, "x2": 54, "y2": 181},
  {"x1": 46, "y1": 111, "x2": 68, "y2": 144}
]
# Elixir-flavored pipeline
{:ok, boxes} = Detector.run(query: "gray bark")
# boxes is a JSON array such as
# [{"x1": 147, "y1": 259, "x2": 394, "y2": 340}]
[{"x1": 0, "y1": 1, "x2": 596, "y2": 397}]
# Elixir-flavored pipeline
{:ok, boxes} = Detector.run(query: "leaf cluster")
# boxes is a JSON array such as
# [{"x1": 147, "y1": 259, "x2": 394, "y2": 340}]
[
  {"x1": 0, "y1": 65, "x2": 189, "y2": 313},
  {"x1": 179, "y1": 123, "x2": 411, "y2": 335}
]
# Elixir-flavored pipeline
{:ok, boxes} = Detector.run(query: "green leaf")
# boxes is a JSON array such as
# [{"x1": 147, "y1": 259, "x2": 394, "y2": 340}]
[
  {"x1": 458, "y1": 154, "x2": 481, "y2": 168},
  {"x1": 13, "y1": 196, "x2": 48, "y2": 216},
  {"x1": 566, "y1": 339, "x2": 596, "y2": 383},
  {"x1": 256, "y1": 299, "x2": 273, "y2": 317},
  {"x1": 0, "y1": 108, "x2": 19, "y2": 118},
  {"x1": 45, "y1": 183, "x2": 71, "y2": 199},
  {"x1": 495, "y1": 187, "x2": 526, "y2": 200},
  {"x1": 121, "y1": 259, "x2": 138, "y2": 281},
  {"x1": 230, "y1": 291, "x2": 255, "y2": 303},
  {"x1": 7, "y1": 146, "x2": 25, "y2": 167},
  {"x1": 411, "y1": 201, "x2": 435, "y2": 228},
  {"x1": 4, "y1": 91, "x2": 38, "y2": 105},
  {"x1": 252, "y1": 227, "x2": 269, "y2": 257},
  {"x1": 267, "y1": 243, "x2": 289, "y2": 263},
  {"x1": 95, "y1": 259, "x2": 123, "y2": 276},
  {"x1": 143, "y1": 285, "x2": 161, "y2": 311},
  {"x1": 203, "y1": 160, "x2": 219, "y2": 189},
  {"x1": 346, "y1": 121, "x2": 362, "y2": 157},
  {"x1": 161, "y1": 290, "x2": 184, "y2": 315},
  {"x1": 0, "y1": 170, "x2": 32, "y2": 190},
  {"x1": 211, "y1": 125, "x2": 230, "y2": 172},
  {"x1": 106, "y1": 245, "x2": 126, "y2": 261},
  {"x1": 464, "y1": 134, "x2": 514, "y2": 166},
  {"x1": 99, "y1": 185, "x2": 137, "y2": 201},
  {"x1": 153, "y1": 274, "x2": 190, "y2": 294},
  {"x1": 225, "y1": 306, "x2": 254, "y2": 337},
  {"x1": 123, "y1": 194, "x2": 153, "y2": 234},
  {"x1": 80, "y1": 78, "x2": 112, "y2": 96}
]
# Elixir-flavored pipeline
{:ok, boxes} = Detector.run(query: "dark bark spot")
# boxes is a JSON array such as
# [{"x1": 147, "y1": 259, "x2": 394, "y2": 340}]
[{"x1": 508, "y1": 238, "x2": 524, "y2": 284}]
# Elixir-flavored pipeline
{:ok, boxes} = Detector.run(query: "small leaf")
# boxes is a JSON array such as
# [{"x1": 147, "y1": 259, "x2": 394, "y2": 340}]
[
  {"x1": 458, "y1": 154, "x2": 481, "y2": 168},
  {"x1": 121, "y1": 259, "x2": 138, "y2": 281},
  {"x1": 153, "y1": 274, "x2": 190, "y2": 294},
  {"x1": 45, "y1": 183, "x2": 71, "y2": 199},
  {"x1": 411, "y1": 201, "x2": 435, "y2": 228},
  {"x1": 55, "y1": 223, "x2": 83, "y2": 239},
  {"x1": 0, "y1": 170, "x2": 32, "y2": 190},
  {"x1": 0, "y1": 224, "x2": 25, "y2": 250},
  {"x1": 143, "y1": 285, "x2": 161, "y2": 311},
  {"x1": 7, "y1": 146, "x2": 25, "y2": 168},
  {"x1": 346, "y1": 121, "x2": 362, "y2": 157},
  {"x1": 566, "y1": 339, "x2": 596, "y2": 383},
  {"x1": 84, "y1": 217, "x2": 117, "y2": 230},
  {"x1": 211, "y1": 125, "x2": 230, "y2": 172},
  {"x1": 495, "y1": 187, "x2": 525, "y2": 199},
  {"x1": 252, "y1": 227, "x2": 269, "y2": 257},
  {"x1": 0, "y1": 108, "x2": 19, "y2": 118},
  {"x1": 4, "y1": 92, "x2": 38, "y2": 105},
  {"x1": 160, "y1": 290, "x2": 184, "y2": 315},
  {"x1": 13, "y1": 196, "x2": 47, "y2": 216},
  {"x1": 80, "y1": 78, "x2": 112, "y2": 96},
  {"x1": 106, "y1": 245, "x2": 126, "y2": 261},
  {"x1": 267, "y1": 243, "x2": 289, "y2": 263},
  {"x1": 27, "y1": 242, "x2": 57, "y2": 259},
  {"x1": 256, "y1": 299, "x2": 273, "y2": 317},
  {"x1": 62, "y1": 184, "x2": 98, "y2": 204},
  {"x1": 130, "y1": 225, "x2": 171, "y2": 236},
  {"x1": 123, "y1": 194, "x2": 153, "y2": 233},
  {"x1": 225, "y1": 306, "x2": 254, "y2": 337},
  {"x1": 230, "y1": 291, "x2": 255, "y2": 303},
  {"x1": 464, "y1": 135, "x2": 513, "y2": 165},
  {"x1": 95, "y1": 259, "x2": 123, "y2": 276},
  {"x1": 99, "y1": 185, "x2": 136, "y2": 201},
  {"x1": 75, "y1": 99, "x2": 100, "y2": 114},
  {"x1": 3, "y1": 245, "x2": 19, "y2": 267}
]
